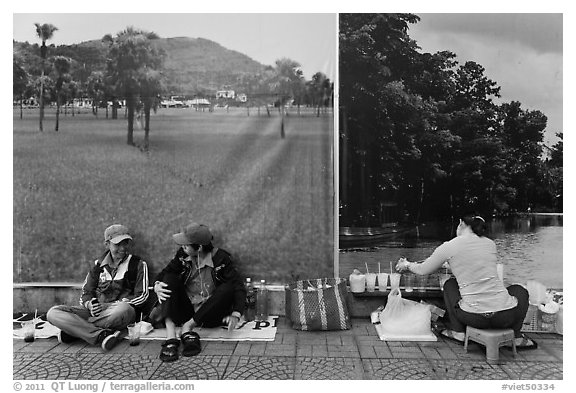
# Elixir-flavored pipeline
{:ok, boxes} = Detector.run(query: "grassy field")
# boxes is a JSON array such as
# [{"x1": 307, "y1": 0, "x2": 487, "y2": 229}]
[{"x1": 13, "y1": 106, "x2": 334, "y2": 284}]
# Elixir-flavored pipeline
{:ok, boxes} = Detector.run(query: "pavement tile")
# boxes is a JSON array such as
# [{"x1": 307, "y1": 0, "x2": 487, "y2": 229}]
[
  {"x1": 420, "y1": 347, "x2": 443, "y2": 360},
  {"x1": 358, "y1": 346, "x2": 378, "y2": 358},
  {"x1": 13, "y1": 353, "x2": 42, "y2": 376},
  {"x1": 80, "y1": 353, "x2": 161, "y2": 379},
  {"x1": 296, "y1": 346, "x2": 312, "y2": 356},
  {"x1": 435, "y1": 347, "x2": 460, "y2": 360},
  {"x1": 363, "y1": 358, "x2": 438, "y2": 379},
  {"x1": 356, "y1": 335, "x2": 382, "y2": 344},
  {"x1": 298, "y1": 334, "x2": 328, "y2": 344},
  {"x1": 429, "y1": 359, "x2": 513, "y2": 380},
  {"x1": 13, "y1": 353, "x2": 85, "y2": 380},
  {"x1": 223, "y1": 356, "x2": 295, "y2": 379},
  {"x1": 542, "y1": 346, "x2": 563, "y2": 361},
  {"x1": 150, "y1": 355, "x2": 229, "y2": 380},
  {"x1": 232, "y1": 343, "x2": 251, "y2": 356},
  {"x1": 373, "y1": 346, "x2": 394, "y2": 359},
  {"x1": 311, "y1": 345, "x2": 329, "y2": 357},
  {"x1": 17, "y1": 339, "x2": 60, "y2": 353},
  {"x1": 247, "y1": 343, "x2": 266, "y2": 356},
  {"x1": 13, "y1": 339, "x2": 31, "y2": 351},
  {"x1": 295, "y1": 357, "x2": 364, "y2": 379},
  {"x1": 276, "y1": 333, "x2": 296, "y2": 345},
  {"x1": 327, "y1": 344, "x2": 358, "y2": 352},
  {"x1": 201, "y1": 342, "x2": 237, "y2": 356},
  {"x1": 264, "y1": 343, "x2": 296, "y2": 357},
  {"x1": 12, "y1": 317, "x2": 563, "y2": 381},
  {"x1": 327, "y1": 348, "x2": 360, "y2": 358},
  {"x1": 500, "y1": 361, "x2": 563, "y2": 380},
  {"x1": 514, "y1": 349, "x2": 559, "y2": 362},
  {"x1": 326, "y1": 336, "x2": 343, "y2": 345}
]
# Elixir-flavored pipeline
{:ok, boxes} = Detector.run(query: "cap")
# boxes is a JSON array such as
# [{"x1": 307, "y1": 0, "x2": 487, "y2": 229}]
[
  {"x1": 172, "y1": 223, "x2": 213, "y2": 246},
  {"x1": 104, "y1": 224, "x2": 133, "y2": 244}
]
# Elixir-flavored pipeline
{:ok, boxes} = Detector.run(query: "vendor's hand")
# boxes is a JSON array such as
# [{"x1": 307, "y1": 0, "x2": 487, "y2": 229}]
[
  {"x1": 154, "y1": 281, "x2": 172, "y2": 304},
  {"x1": 395, "y1": 258, "x2": 410, "y2": 272},
  {"x1": 224, "y1": 315, "x2": 240, "y2": 332},
  {"x1": 87, "y1": 299, "x2": 102, "y2": 317}
]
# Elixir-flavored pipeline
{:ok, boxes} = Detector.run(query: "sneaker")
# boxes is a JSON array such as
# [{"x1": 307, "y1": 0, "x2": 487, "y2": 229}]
[
  {"x1": 58, "y1": 330, "x2": 78, "y2": 344},
  {"x1": 97, "y1": 330, "x2": 121, "y2": 351}
]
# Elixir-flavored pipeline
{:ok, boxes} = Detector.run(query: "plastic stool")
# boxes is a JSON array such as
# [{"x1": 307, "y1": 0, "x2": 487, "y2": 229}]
[{"x1": 464, "y1": 326, "x2": 517, "y2": 362}]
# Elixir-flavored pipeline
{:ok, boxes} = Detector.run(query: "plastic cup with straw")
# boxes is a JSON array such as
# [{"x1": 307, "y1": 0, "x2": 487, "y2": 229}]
[
  {"x1": 377, "y1": 262, "x2": 388, "y2": 292},
  {"x1": 365, "y1": 262, "x2": 377, "y2": 292}
]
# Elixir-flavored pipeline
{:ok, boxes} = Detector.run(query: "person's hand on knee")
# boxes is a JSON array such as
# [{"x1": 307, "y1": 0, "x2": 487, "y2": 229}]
[{"x1": 154, "y1": 281, "x2": 172, "y2": 304}]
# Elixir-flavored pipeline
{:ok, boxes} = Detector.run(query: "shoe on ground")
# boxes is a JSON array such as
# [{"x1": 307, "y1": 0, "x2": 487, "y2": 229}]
[
  {"x1": 58, "y1": 330, "x2": 78, "y2": 344},
  {"x1": 97, "y1": 330, "x2": 121, "y2": 351},
  {"x1": 159, "y1": 338, "x2": 180, "y2": 362},
  {"x1": 181, "y1": 331, "x2": 202, "y2": 357}
]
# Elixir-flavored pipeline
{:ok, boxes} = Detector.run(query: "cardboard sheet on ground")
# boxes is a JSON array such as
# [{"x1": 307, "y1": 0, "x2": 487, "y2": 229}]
[
  {"x1": 13, "y1": 315, "x2": 278, "y2": 342},
  {"x1": 373, "y1": 321, "x2": 438, "y2": 341}
]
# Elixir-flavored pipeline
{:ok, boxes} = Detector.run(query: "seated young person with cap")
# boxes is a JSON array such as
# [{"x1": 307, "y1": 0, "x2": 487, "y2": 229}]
[
  {"x1": 47, "y1": 224, "x2": 150, "y2": 351},
  {"x1": 149, "y1": 223, "x2": 246, "y2": 362}
]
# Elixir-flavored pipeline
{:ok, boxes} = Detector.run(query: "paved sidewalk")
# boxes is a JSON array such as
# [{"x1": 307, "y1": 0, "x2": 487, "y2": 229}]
[{"x1": 13, "y1": 318, "x2": 563, "y2": 380}]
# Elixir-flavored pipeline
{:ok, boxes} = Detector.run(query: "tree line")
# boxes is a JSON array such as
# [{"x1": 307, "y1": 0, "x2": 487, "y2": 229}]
[
  {"x1": 13, "y1": 24, "x2": 334, "y2": 148},
  {"x1": 339, "y1": 14, "x2": 563, "y2": 226}
]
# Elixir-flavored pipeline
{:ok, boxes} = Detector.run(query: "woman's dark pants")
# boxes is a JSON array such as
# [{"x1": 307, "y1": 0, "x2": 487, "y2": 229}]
[
  {"x1": 442, "y1": 277, "x2": 529, "y2": 338},
  {"x1": 152, "y1": 273, "x2": 235, "y2": 328}
]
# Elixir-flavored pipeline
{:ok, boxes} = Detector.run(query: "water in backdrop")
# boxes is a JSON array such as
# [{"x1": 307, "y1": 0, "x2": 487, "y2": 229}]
[{"x1": 339, "y1": 214, "x2": 562, "y2": 289}]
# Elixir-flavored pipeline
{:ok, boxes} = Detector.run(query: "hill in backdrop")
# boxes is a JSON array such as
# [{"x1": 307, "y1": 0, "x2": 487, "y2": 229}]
[{"x1": 14, "y1": 36, "x2": 270, "y2": 96}]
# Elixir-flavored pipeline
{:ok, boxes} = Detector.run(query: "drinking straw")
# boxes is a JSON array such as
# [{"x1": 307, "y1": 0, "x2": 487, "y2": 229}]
[
  {"x1": 390, "y1": 261, "x2": 393, "y2": 273},
  {"x1": 379, "y1": 263, "x2": 381, "y2": 274},
  {"x1": 365, "y1": 262, "x2": 369, "y2": 274},
  {"x1": 34, "y1": 309, "x2": 37, "y2": 323}
]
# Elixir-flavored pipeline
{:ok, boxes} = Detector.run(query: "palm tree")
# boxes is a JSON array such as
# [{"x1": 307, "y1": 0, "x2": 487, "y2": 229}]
[
  {"x1": 272, "y1": 58, "x2": 303, "y2": 138},
  {"x1": 86, "y1": 71, "x2": 105, "y2": 116},
  {"x1": 105, "y1": 27, "x2": 163, "y2": 146},
  {"x1": 53, "y1": 56, "x2": 71, "y2": 131},
  {"x1": 139, "y1": 69, "x2": 163, "y2": 150},
  {"x1": 34, "y1": 23, "x2": 58, "y2": 132}
]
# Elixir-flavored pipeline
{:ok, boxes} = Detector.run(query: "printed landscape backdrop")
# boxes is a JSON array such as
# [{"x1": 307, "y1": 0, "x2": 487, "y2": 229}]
[{"x1": 13, "y1": 14, "x2": 336, "y2": 284}]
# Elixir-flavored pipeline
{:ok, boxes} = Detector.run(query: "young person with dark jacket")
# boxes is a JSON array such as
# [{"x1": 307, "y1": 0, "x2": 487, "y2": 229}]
[
  {"x1": 149, "y1": 222, "x2": 246, "y2": 362},
  {"x1": 47, "y1": 224, "x2": 149, "y2": 351}
]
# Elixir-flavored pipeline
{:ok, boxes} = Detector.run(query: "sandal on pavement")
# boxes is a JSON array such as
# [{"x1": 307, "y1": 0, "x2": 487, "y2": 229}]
[
  {"x1": 505, "y1": 335, "x2": 538, "y2": 351},
  {"x1": 181, "y1": 331, "x2": 202, "y2": 357},
  {"x1": 439, "y1": 329, "x2": 465, "y2": 345},
  {"x1": 159, "y1": 338, "x2": 180, "y2": 362}
]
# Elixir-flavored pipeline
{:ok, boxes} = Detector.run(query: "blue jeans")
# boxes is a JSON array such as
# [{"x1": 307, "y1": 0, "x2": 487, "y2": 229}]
[
  {"x1": 47, "y1": 301, "x2": 135, "y2": 345},
  {"x1": 442, "y1": 278, "x2": 529, "y2": 337}
]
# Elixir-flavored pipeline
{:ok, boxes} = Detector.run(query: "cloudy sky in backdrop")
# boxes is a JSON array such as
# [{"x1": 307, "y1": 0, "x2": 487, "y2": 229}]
[
  {"x1": 12, "y1": 13, "x2": 337, "y2": 81},
  {"x1": 409, "y1": 13, "x2": 563, "y2": 146},
  {"x1": 13, "y1": 12, "x2": 563, "y2": 146}
]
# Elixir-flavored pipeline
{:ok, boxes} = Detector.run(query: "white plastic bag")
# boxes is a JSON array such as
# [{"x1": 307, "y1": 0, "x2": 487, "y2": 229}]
[
  {"x1": 379, "y1": 288, "x2": 432, "y2": 336},
  {"x1": 526, "y1": 280, "x2": 548, "y2": 304}
]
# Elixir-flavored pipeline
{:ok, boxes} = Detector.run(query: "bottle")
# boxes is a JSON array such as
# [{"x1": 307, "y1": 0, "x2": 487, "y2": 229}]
[
  {"x1": 255, "y1": 279, "x2": 268, "y2": 321},
  {"x1": 244, "y1": 278, "x2": 256, "y2": 322}
]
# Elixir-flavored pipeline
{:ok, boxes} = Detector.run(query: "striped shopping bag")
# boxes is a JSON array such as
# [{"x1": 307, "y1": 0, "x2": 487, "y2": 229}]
[{"x1": 285, "y1": 278, "x2": 351, "y2": 331}]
